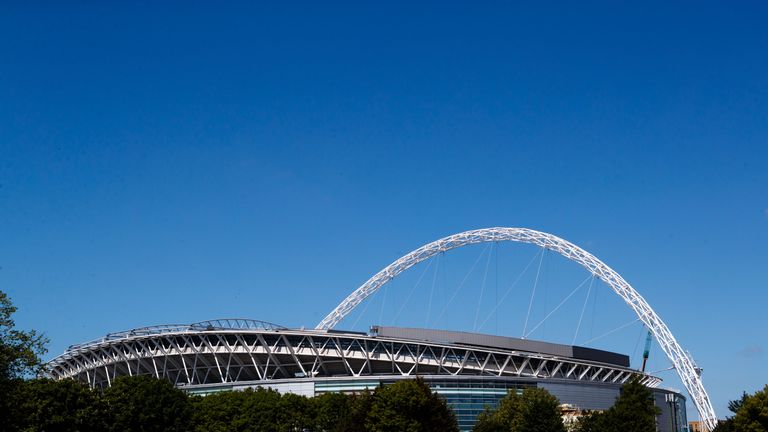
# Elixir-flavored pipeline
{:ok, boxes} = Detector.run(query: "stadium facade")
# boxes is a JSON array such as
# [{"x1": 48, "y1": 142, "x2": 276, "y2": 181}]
[{"x1": 49, "y1": 318, "x2": 688, "y2": 431}]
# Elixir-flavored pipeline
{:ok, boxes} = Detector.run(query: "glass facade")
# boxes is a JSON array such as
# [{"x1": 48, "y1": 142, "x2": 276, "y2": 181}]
[
  {"x1": 427, "y1": 379, "x2": 534, "y2": 431},
  {"x1": 662, "y1": 392, "x2": 688, "y2": 432},
  {"x1": 316, "y1": 378, "x2": 534, "y2": 431}
]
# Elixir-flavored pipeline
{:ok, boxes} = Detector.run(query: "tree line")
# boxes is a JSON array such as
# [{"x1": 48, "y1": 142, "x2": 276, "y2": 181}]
[
  {"x1": 472, "y1": 378, "x2": 768, "y2": 431},
  {"x1": 472, "y1": 378, "x2": 659, "y2": 432},
  {"x1": 712, "y1": 385, "x2": 768, "y2": 432},
  {"x1": 4, "y1": 375, "x2": 458, "y2": 432}
]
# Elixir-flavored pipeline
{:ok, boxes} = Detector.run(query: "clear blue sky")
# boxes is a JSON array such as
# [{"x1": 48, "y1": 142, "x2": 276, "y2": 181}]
[{"x1": 1, "y1": 1, "x2": 766, "y2": 421}]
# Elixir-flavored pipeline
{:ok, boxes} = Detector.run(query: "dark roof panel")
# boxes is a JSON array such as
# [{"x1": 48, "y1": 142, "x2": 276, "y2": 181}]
[{"x1": 370, "y1": 326, "x2": 629, "y2": 367}]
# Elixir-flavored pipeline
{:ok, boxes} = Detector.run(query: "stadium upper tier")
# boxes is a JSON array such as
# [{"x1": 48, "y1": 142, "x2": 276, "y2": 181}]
[{"x1": 48, "y1": 318, "x2": 661, "y2": 389}]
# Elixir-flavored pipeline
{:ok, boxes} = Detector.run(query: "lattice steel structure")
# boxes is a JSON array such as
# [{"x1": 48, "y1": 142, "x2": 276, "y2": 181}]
[
  {"x1": 317, "y1": 227, "x2": 717, "y2": 430},
  {"x1": 48, "y1": 324, "x2": 660, "y2": 390}
]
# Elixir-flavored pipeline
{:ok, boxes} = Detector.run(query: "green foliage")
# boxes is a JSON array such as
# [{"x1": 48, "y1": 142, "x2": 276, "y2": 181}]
[
  {"x1": 312, "y1": 391, "x2": 370, "y2": 432},
  {"x1": 277, "y1": 392, "x2": 314, "y2": 432},
  {"x1": 607, "y1": 378, "x2": 660, "y2": 432},
  {"x1": 0, "y1": 291, "x2": 48, "y2": 381},
  {"x1": 711, "y1": 421, "x2": 734, "y2": 432},
  {"x1": 237, "y1": 387, "x2": 284, "y2": 431},
  {"x1": 0, "y1": 290, "x2": 50, "y2": 428},
  {"x1": 712, "y1": 391, "x2": 748, "y2": 432},
  {"x1": 472, "y1": 408, "x2": 506, "y2": 432},
  {"x1": 313, "y1": 392, "x2": 351, "y2": 431},
  {"x1": 2, "y1": 374, "x2": 457, "y2": 432},
  {"x1": 472, "y1": 387, "x2": 566, "y2": 432},
  {"x1": 366, "y1": 378, "x2": 459, "y2": 432},
  {"x1": 341, "y1": 391, "x2": 374, "y2": 431},
  {"x1": 191, "y1": 387, "x2": 301, "y2": 432},
  {"x1": 191, "y1": 389, "x2": 251, "y2": 432},
  {"x1": 102, "y1": 375, "x2": 193, "y2": 432},
  {"x1": 8, "y1": 378, "x2": 105, "y2": 432},
  {"x1": 191, "y1": 381, "x2": 453, "y2": 432},
  {"x1": 574, "y1": 378, "x2": 660, "y2": 432},
  {"x1": 732, "y1": 385, "x2": 768, "y2": 432},
  {"x1": 572, "y1": 410, "x2": 606, "y2": 432},
  {"x1": 728, "y1": 392, "x2": 749, "y2": 414},
  {"x1": 516, "y1": 388, "x2": 566, "y2": 432}
]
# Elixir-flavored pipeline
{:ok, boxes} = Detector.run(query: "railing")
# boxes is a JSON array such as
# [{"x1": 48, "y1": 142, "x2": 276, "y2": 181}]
[{"x1": 65, "y1": 318, "x2": 286, "y2": 351}]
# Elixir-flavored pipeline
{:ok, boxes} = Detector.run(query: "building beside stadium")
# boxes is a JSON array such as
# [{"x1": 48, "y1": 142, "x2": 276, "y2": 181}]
[{"x1": 48, "y1": 228, "x2": 715, "y2": 431}]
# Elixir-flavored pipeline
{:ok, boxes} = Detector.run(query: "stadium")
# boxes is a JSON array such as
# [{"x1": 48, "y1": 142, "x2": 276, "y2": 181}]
[{"x1": 48, "y1": 228, "x2": 716, "y2": 431}]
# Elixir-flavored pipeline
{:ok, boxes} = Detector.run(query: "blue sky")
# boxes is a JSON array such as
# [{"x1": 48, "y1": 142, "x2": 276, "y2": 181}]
[{"x1": 1, "y1": 1, "x2": 767, "y2": 421}]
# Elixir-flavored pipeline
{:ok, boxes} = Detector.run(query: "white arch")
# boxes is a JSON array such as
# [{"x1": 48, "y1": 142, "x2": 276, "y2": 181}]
[{"x1": 316, "y1": 227, "x2": 717, "y2": 430}]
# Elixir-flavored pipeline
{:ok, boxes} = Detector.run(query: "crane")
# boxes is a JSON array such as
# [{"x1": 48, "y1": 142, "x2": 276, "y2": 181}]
[{"x1": 641, "y1": 331, "x2": 653, "y2": 372}]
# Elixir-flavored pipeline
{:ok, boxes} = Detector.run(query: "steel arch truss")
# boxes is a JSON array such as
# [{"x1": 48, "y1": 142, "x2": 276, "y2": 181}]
[
  {"x1": 48, "y1": 328, "x2": 659, "y2": 390},
  {"x1": 316, "y1": 227, "x2": 717, "y2": 430}
]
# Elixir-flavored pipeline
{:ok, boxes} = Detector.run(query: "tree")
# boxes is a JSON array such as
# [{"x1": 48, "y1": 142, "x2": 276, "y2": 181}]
[
  {"x1": 0, "y1": 290, "x2": 49, "y2": 428},
  {"x1": 315, "y1": 390, "x2": 376, "y2": 432},
  {"x1": 276, "y1": 392, "x2": 314, "y2": 432},
  {"x1": 8, "y1": 378, "x2": 106, "y2": 432},
  {"x1": 712, "y1": 392, "x2": 748, "y2": 432},
  {"x1": 341, "y1": 391, "x2": 374, "y2": 432},
  {"x1": 191, "y1": 389, "x2": 252, "y2": 432},
  {"x1": 191, "y1": 386, "x2": 314, "y2": 432},
  {"x1": 572, "y1": 410, "x2": 607, "y2": 432},
  {"x1": 312, "y1": 392, "x2": 348, "y2": 431},
  {"x1": 472, "y1": 409, "x2": 506, "y2": 432},
  {"x1": 366, "y1": 378, "x2": 459, "y2": 432},
  {"x1": 472, "y1": 387, "x2": 566, "y2": 432},
  {"x1": 518, "y1": 388, "x2": 567, "y2": 432},
  {"x1": 0, "y1": 291, "x2": 48, "y2": 381},
  {"x1": 574, "y1": 378, "x2": 660, "y2": 432},
  {"x1": 607, "y1": 378, "x2": 660, "y2": 432},
  {"x1": 312, "y1": 392, "x2": 359, "y2": 432},
  {"x1": 239, "y1": 387, "x2": 287, "y2": 432},
  {"x1": 733, "y1": 385, "x2": 768, "y2": 432},
  {"x1": 102, "y1": 375, "x2": 192, "y2": 432}
]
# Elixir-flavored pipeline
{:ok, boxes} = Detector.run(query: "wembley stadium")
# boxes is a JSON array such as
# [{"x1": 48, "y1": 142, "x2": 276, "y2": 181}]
[{"x1": 48, "y1": 228, "x2": 716, "y2": 431}]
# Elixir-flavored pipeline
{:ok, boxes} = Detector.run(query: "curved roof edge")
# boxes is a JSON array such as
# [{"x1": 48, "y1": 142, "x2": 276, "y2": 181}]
[{"x1": 65, "y1": 318, "x2": 286, "y2": 351}]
